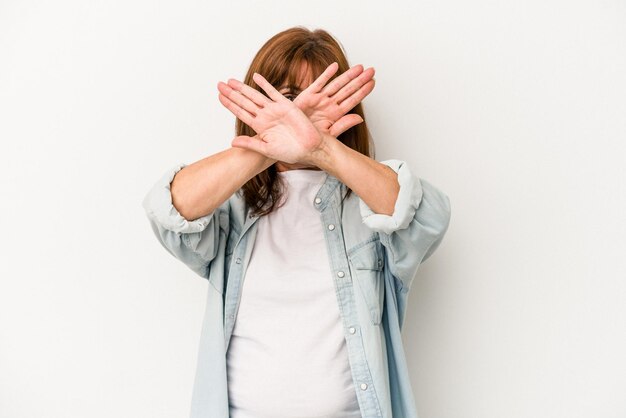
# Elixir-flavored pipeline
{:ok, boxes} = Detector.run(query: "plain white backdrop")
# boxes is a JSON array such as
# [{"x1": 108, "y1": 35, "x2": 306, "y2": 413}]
[{"x1": 1, "y1": 1, "x2": 625, "y2": 417}]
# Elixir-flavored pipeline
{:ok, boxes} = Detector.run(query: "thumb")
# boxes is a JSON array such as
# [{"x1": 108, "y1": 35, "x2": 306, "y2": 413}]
[
  {"x1": 329, "y1": 114, "x2": 364, "y2": 137},
  {"x1": 231, "y1": 135, "x2": 268, "y2": 155}
]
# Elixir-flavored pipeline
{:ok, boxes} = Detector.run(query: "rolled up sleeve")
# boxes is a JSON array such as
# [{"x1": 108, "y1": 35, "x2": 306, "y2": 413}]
[
  {"x1": 142, "y1": 163, "x2": 216, "y2": 234},
  {"x1": 358, "y1": 159, "x2": 423, "y2": 235},
  {"x1": 142, "y1": 163, "x2": 224, "y2": 279},
  {"x1": 358, "y1": 159, "x2": 451, "y2": 293}
]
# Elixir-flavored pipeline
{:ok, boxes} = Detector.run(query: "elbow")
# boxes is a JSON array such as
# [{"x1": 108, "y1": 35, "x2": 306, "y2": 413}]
[{"x1": 170, "y1": 184, "x2": 193, "y2": 222}]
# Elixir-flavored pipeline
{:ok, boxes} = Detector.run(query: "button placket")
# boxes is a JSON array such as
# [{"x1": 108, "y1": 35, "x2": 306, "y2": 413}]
[{"x1": 317, "y1": 183, "x2": 383, "y2": 416}]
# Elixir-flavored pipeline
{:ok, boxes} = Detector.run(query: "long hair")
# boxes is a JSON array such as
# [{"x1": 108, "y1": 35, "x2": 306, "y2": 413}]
[{"x1": 236, "y1": 26, "x2": 375, "y2": 217}]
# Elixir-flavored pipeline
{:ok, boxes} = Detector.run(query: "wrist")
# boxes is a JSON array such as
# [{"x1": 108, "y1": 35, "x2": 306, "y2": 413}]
[
  {"x1": 230, "y1": 144, "x2": 276, "y2": 169},
  {"x1": 306, "y1": 134, "x2": 338, "y2": 171}
]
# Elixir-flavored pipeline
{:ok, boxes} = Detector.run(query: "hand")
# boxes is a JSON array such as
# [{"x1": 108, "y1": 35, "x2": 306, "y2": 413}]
[
  {"x1": 217, "y1": 72, "x2": 327, "y2": 165},
  {"x1": 293, "y1": 62, "x2": 375, "y2": 137}
]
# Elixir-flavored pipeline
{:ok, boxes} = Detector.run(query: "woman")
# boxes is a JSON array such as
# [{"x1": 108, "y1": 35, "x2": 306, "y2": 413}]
[{"x1": 142, "y1": 26, "x2": 451, "y2": 418}]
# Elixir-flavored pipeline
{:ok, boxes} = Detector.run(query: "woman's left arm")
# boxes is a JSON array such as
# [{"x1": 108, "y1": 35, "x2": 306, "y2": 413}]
[{"x1": 312, "y1": 137, "x2": 452, "y2": 294}]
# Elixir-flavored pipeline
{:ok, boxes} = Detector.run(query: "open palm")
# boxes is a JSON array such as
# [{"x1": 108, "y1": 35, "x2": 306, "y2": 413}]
[
  {"x1": 293, "y1": 62, "x2": 375, "y2": 137},
  {"x1": 217, "y1": 64, "x2": 375, "y2": 164},
  {"x1": 218, "y1": 72, "x2": 326, "y2": 164}
]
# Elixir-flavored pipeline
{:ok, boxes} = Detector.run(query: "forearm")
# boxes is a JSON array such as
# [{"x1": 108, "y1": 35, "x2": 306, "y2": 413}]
[
  {"x1": 310, "y1": 136, "x2": 399, "y2": 216},
  {"x1": 171, "y1": 145, "x2": 275, "y2": 221}
]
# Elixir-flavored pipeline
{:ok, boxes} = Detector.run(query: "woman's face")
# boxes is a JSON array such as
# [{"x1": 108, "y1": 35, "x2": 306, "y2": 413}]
[{"x1": 274, "y1": 62, "x2": 322, "y2": 172}]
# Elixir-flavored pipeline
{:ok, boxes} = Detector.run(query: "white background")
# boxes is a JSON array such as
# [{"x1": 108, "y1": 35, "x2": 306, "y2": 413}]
[{"x1": 1, "y1": 1, "x2": 625, "y2": 417}]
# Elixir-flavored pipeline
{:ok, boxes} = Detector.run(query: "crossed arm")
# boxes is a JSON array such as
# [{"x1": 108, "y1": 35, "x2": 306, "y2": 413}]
[
  {"x1": 144, "y1": 63, "x2": 451, "y2": 287},
  {"x1": 216, "y1": 62, "x2": 399, "y2": 217}
]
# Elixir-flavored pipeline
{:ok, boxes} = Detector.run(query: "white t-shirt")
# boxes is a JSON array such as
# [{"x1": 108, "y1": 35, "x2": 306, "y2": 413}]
[{"x1": 226, "y1": 168, "x2": 361, "y2": 418}]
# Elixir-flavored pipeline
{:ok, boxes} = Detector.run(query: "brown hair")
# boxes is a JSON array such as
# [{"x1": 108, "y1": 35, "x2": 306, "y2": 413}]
[{"x1": 235, "y1": 26, "x2": 375, "y2": 217}]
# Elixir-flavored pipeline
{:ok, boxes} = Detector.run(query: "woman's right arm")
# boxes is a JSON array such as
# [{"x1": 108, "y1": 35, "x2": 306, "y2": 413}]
[
  {"x1": 170, "y1": 146, "x2": 275, "y2": 221},
  {"x1": 142, "y1": 146, "x2": 275, "y2": 279}
]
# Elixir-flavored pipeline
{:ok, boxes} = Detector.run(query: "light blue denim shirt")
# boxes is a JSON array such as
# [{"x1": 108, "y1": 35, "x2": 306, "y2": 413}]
[{"x1": 142, "y1": 159, "x2": 451, "y2": 418}]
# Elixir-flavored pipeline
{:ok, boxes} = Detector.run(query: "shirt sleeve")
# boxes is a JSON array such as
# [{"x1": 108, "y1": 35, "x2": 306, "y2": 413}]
[
  {"x1": 142, "y1": 163, "x2": 225, "y2": 279},
  {"x1": 357, "y1": 159, "x2": 452, "y2": 293},
  {"x1": 142, "y1": 162, "x2": 216, "y2": 233},
  {"x1": 358, "y1": 159, "x2": 423, "y2": 235}
]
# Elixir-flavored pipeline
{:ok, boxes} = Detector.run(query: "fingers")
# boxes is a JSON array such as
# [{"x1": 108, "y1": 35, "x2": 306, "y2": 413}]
[
  {"x1": 227, "y1": 78, "x2": 271, "y2": 108},
  {"x1": 252, "y1": 72, "x2": 286, "y2": 102},
  {"x1": 218, "y1": 89, "x2": 256, "y2": 127},
  {"x1": 329, "y1": 114, "x2": 364, "y2": 137},
  {"x1": 323, "y1": 64, "x2": 364, "y2": 97},
  {"x1": 304, "y1": 62, "x2": 339, "y2": 93},
  {"x1": 218, "y1": 81, "x2": 260, "y2": 116},
  {"x1": 338, "y1": 78, "x2": 375, "y2": 113},
  {"x1": 333, "y1": 67, "x2": 375, "y2": 106}
]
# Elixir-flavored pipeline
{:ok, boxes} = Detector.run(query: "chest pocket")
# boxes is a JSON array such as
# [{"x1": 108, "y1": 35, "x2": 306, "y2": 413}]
[{"x1": 348, "y1": 238, "x2": 385, "y2": 325}]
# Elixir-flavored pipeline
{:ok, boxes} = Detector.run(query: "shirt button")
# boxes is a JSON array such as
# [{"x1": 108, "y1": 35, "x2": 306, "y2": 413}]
[
  {"x1": 360, "y1": 383, "x2": 368, "y2": 390},
  {"x1": 336, "y1": 271, "x2": 345, "y2": 278},
  {"x1": 235, "y1": 258, "x2": 242, "y2": 264},
  {"x1": 377, "y1": 259, "x2": 383, "y2": 267},
  {"x1": 314, "y1": 197, "x2": 322, "y2": 204},
  {"x1": 349, "y1": 327, "x2": 356, "y2": 334},
  {"x1": 328, "y1": 224, "x2": 335, "y2": 230}
]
